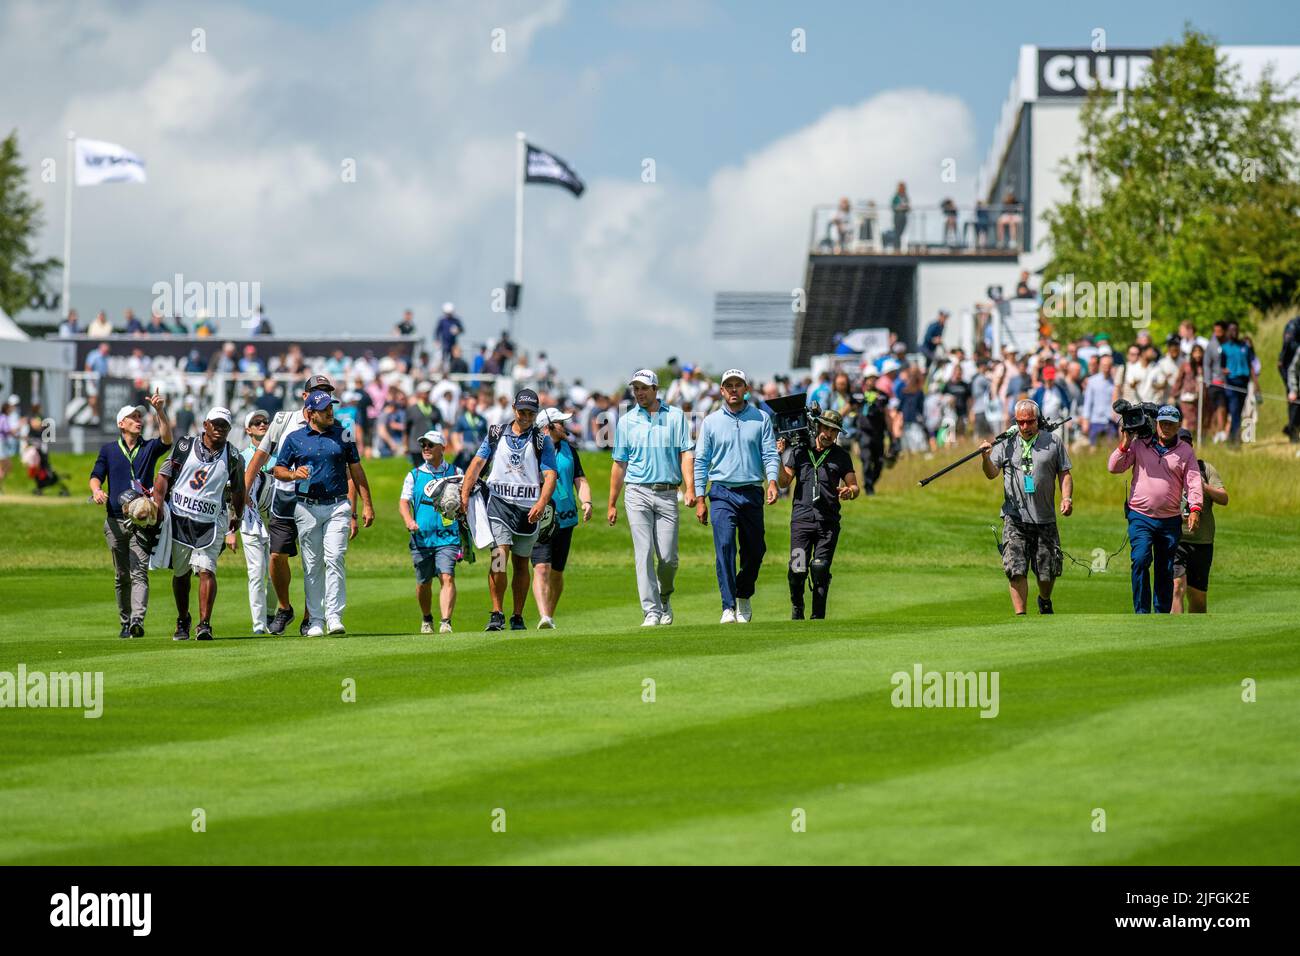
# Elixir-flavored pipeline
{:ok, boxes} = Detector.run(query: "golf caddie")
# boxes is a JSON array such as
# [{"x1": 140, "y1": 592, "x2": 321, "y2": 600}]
[
  {"x1": 693, "y1": 368, "x2": 779, "y2": 624},
  {"x1": 459, "y1": 388, "x2": 558, "y2": 632},
  {"x1": 980, "y1": 399, "x2": 1073, "y2": 615},
  {"x1": 399, "y1": 429, "x2": 461, "y2": 634},
  {"x1": 776, "y1": 409, "x2": 859, "y2": 620}
]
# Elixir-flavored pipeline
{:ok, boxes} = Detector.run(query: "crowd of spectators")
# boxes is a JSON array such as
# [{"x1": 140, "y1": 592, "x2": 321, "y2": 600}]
[{"x1": 821, "y1": 184, "x2": 1024, "y2": 254}]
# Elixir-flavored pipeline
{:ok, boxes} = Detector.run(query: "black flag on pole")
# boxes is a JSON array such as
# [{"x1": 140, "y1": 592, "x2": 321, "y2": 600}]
[{"x1": 525, "y1": 143, "x2": 585, "y2": 197}]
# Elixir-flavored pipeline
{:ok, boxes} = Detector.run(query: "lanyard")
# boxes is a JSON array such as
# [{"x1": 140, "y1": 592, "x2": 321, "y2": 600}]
[
  {"x1": 807, "y1": 446, "x2": 832, "y2": 499},
  {"x1": 1017, "y1": 435, "x2": 1034, "y2": 473}
]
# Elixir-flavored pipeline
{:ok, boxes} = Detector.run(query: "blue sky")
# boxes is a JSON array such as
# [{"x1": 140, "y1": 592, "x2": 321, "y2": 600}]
[{"x1": 7, "y1": 0, "x2": 1298, "y2": 381}]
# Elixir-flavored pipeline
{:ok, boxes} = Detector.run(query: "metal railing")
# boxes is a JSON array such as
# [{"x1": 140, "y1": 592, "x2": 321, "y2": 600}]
[{"x1": 809, "y1": 203, "x2": 1027, "y2": 255}]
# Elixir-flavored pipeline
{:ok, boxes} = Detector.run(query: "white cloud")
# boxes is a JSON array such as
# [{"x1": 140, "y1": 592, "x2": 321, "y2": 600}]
[{"x1": 4, "y1": 0, "x2": 976, "y2": 383}]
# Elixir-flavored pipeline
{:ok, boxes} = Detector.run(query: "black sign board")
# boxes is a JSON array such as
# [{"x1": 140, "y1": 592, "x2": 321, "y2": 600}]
[{"x1": 1037, "y1": 48, "x2": 1154, "y2": 98}]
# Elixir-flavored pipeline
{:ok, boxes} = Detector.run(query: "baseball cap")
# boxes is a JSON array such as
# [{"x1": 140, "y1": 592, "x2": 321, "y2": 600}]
[
  {"x1": 720, "y1": 368, "x2": 747, "y2": 385},
  {"x1": 682, "y1": 363, "x2": 695, "y2": 374},
  {"x1": 513, "y1": 388, "x2": 540, "y2": 411},
  {"x1": 862, "y1": 368, "x2": 879, "y2": 380},
  {"x1": 880, "y1": 358, "x2": 902, "y2": 374},
  {"x1": 1166, "y1": 332, "x2": 1181, "y2": 346},
  {"x1": 1156, "y1": 404, "x2": 1182, "y2": 423},
  {"x1": 303, "y1": 391, "x2": 338, "y2": 412},
  {"x1": 418, "y1": 429, "x2": 445, "y2": 446},
  {"x1": 303, "y1": 373, "x2": 335, "y2": 393},
  {"x1": 537, "y1": 408, "x2": 573, "y2": 428},
  {"x1": 244, "y1": 409, "x2": 270, "y2": 428},
  {"x1": 442, "y1": 302, "x2": 455, "y2": 313},
  {"x1": 115, "y1": 404, "x2": 146, "y2": 425},
  {"x1": 415, "y1": 381, "x2": 433, "y2": 394},
  {"x1": 205, "y1": 405, "x2": 233, "y2": 424},
  {"x1": 6, "y1": 393, "x2": 20, "y2": 405},
  {"x1": 1043, "y1": 365, "x2": 1058, "y2": 380},
  {"x1": 630, "y1": 368, "x2": 659, "y2": 387},
  {"x1": 1177, "y1": 428, "x2": 1194, "y2": 446}
]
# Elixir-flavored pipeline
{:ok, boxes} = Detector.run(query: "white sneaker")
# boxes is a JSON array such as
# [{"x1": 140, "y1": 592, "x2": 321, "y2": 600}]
[
  {"x1": 306, "y1": 623, "x2": 325, "y2": 637},
  {"x1": 420, "y1": 620, "x2": 434, "y2": 634},
  {"x1": 720, "y1": 608, "x2": 737, "y2": 624},
  {"x1": 736, "y1": 598, "x2": 752, "y2": 623},
  {"x1": 326, "y1": 617, "x2": 346, "y2": 635},
  {"x1": 641, "y1": 612, "x2": 661, "y2": 627},
  {"x1": 538, "y1": 616, "x2": 556, "y2": 630},
  {"x1": 439, "y1": 621, "x2": 454, "y2": 634},
  {"x1": 659, "y1": 602, "x2": 673, "y2": 625}
]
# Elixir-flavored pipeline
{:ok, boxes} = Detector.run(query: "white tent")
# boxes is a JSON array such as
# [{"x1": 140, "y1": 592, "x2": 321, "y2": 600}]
[{"x1": 0, "y1": 304, "x2": 75, "y2": 424}]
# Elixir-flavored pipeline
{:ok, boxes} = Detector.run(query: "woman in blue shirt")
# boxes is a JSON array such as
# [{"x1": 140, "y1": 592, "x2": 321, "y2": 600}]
[
  {"x1": 531, "y1": 408, "x2": 592, "y2": 630},
  {"x1": 1220, "y1": 321, "x2": 1258, "y2": 444}
]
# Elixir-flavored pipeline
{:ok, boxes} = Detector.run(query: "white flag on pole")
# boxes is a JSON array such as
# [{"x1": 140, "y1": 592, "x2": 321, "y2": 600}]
[{"x1": 74, "y1": 138, "x2": 147, "y2": 186}]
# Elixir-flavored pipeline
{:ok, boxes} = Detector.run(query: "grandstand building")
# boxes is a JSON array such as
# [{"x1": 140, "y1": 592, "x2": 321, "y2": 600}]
[{"x1": 791, "y1": 44, "x2": 1300, "y2": 366}]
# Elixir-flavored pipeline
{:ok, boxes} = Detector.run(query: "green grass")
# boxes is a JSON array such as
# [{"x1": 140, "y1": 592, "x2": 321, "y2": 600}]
[{"x1": 1, "y1": 437, "x2": 1297, "y2": 865}]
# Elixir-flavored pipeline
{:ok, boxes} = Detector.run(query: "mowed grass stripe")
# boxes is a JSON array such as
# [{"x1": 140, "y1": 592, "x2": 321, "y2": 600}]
[{"x1": 2, "y1": 623, "x2": 1290, "y2": 863}]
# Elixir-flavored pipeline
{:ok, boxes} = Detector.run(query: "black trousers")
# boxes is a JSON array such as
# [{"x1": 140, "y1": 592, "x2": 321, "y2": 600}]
[
  {"x1": 859, "y1": 438, "x2": 885, "y2": 492},
  {"x1": 788, "y1": 519, "x2": 841, "y2": 618}
]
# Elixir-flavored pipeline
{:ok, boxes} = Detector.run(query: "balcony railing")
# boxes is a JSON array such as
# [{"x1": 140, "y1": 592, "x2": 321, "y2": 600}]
[{"x1": 808, "y1": 202, "x2": 1026, "y2": 256}]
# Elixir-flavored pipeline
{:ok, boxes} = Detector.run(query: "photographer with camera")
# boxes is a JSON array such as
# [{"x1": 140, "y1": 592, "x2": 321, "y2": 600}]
[
  {"x1": 776, "y1": 409, "x2": 859, "y2": 620},
  {"x1": 1108, "y1": 403, "x2": 1203, "y2": 614},
  {"x1": 980, "y1": 400, "x2": 1073, "y2": 615}
]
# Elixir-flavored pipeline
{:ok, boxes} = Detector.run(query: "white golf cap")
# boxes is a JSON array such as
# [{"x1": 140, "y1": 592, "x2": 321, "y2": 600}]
[
  {"x1": 630, "y1": 368, "x2": 658, "y2": 387},
  {"x1": 419, "y1": 429, "x2": 445, "y2": 445},
  {"x1": 115, "y1": 404, "x2": 146, "y2": 425},
  {"x1": 720, "y1": 368, "x2": 747, "y2": 385},
  {"x1": 415, "y1": 380, "x2": 433, "y2": 393},
  {"x1": 205, "y1": 405, "x2": 233, "y2": 424},
  {"x1": 537, "y1": 408, "x2": 573, "y2": 428},
  {"x1": 245, "y1": 409, "x2": 270, "y2": 428},
  {"x1": 5, "y1": 394, "x2": 18, "y2": 405},
  {"x1": 880, "y1": 358, "x2": 902, "y2": 374},
  {"x1": 442, "y1": 302, "x2": 455, "y2": 313}
]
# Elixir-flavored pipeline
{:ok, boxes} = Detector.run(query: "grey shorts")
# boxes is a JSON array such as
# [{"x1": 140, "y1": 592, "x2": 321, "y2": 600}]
[
  {"x1": 488, "y1": 517, "x2": 538, "y2": 557},
  {"x1": 1001, "y1": 517, "x2": 1062, "y2": 581},
  {"x1": 412, "y1": 545, "x2": 458, "y2": 584}
]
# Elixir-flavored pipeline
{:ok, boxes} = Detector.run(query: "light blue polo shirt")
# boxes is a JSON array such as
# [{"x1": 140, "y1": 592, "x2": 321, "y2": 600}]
[
  {"x1": 612, "y1": 401, "x2": 692, "y2": 485},
  {"x1": 693, "y1": 404, "x2": 779, "y2": 494}
]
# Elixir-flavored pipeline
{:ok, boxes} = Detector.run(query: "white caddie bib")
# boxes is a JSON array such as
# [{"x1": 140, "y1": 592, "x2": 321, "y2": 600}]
[
  {"x1": 485, "y1": 429, "x2": 542, "y2": 508},
  {"x1": 169, "y1": 440, "x2": 231, "y2": 547}
]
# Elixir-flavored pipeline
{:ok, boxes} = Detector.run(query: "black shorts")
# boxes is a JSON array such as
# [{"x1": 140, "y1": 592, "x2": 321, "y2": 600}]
[
  {"x1": 268, "y1": 514, "x2": 298, "y2": 557},
  {"x1": 531, "y1": 524, "x2": 574, "y2": 571},
  {"x1": 1174, "y1": 541, "x2": 1214, "y2": 591},
  {"x1": 1206, "y1": 385, "x2": 1228, "y2": 410}
]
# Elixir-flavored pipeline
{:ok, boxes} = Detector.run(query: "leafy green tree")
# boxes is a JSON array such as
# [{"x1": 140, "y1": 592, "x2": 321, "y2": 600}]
[
  {"x1": 1042, "y1": 27, "x2": 1300, "y2": 341},
  {"x1": 0, "y1": 130, "x2": 60, "y2": 318}
]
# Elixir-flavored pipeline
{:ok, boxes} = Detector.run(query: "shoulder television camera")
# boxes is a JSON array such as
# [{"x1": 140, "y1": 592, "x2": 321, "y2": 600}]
[
  {"x1": 1112, "y1": 399, "x2": 1160, "y2": 439},
  {"x1": 766, "y1": 393, "x2": 821, "y2": 450}
]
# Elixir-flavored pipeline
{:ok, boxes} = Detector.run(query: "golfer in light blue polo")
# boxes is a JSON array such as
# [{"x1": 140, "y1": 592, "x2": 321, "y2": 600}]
[
  {"x1": 608, "y1": 368, "x2": 695, "y2": 626},
  {"x1": 693, "y1": 368, "x2": 779, "y2": 624}
]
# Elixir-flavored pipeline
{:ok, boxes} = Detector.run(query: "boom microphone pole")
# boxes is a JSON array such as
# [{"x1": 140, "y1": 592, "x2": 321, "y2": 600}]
[{"x1": 917, "y1": 417, "x2": 1072, "y2": 488}]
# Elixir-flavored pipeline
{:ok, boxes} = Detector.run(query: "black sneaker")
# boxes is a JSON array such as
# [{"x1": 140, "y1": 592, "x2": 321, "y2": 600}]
[
  {"x1": 485, "y1": 611, "x2": 506, "y2": 632},
  {"x1": 173, "y1": 616, "x2": 192, "y2": 641},
  {"x1": 791, "y1": 606, "x2": 805, "y2": 620},
  {"x1": 196, "y1": 621, "x2": 214, "y2": 641},
  {"x1": 119, "y1": 623, "x2": 131, "y2": 639},
  {"x1": 509, "y1": 614, "x2": 526, "y2": 631},
  {"x1": 267, "y1": 606, "x2": 294, "y2": 636},
  {"x1": 298, "y1": 613, "x2": 310, "y2": 636},
  {"x1": 129, "y1": 618, "x2": 145, "y2": 639},
  {"x1": 1037, "y1": 596, "x2": 1054, "y2": 615}
]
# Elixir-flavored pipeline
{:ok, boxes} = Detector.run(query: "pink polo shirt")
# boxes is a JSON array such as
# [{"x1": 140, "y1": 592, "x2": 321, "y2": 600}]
[{"x1": 1108, "y1": 439, "x2": 1203, "y2": 519}]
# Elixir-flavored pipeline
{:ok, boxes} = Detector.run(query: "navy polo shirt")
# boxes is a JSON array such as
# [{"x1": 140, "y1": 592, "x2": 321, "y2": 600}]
[
  {"x1": 276, "y1": 423, "x2": 359, "y2": 501},
  {"x1": 91, "y1": 437, "x2": 172, "y2": 518}
]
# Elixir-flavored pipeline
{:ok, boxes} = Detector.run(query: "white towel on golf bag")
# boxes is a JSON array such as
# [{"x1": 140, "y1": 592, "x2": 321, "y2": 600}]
[
  {"x1": 467, "y1": 493, "x2": 493, "y2": 550},
  {"x1": 149, "y1": 502, "x2": 174, "y2": 571}
]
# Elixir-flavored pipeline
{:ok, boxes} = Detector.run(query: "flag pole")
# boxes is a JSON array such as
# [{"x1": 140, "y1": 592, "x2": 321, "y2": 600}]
[
  {"x1": 513, "y1": 131, "x2": 525, "y2": 341},
  {"x1": 62, "y1": 131, "x2": 74, "y2": 320}
]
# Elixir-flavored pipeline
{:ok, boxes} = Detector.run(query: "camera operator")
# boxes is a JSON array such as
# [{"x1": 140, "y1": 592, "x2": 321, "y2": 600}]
[
  {"x1": 1108, "y1": 404, "x2": 1203, "y2": 614},
  {"x1": 776, "y1": 409, "x2": 858, "y2": 619},
  {"x1": 979, "y1": 399, "x2": 1073, "y2": 615}
]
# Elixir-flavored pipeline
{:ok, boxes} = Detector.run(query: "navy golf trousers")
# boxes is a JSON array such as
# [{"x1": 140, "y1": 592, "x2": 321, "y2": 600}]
[
  {"x1": 709, "y1": 484, "x2": 766, "y2": 610},
  {"x1": 1126, "y1": 507, "x2": 1183, "y2": 614}
]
